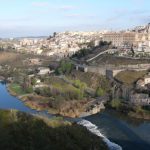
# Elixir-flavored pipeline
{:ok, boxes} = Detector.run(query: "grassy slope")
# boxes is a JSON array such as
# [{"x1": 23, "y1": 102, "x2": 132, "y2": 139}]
[
  {"x1": 90, "y1": 55, "x2": 150, "y2": 66},
  {"x1": 67, "y1": 70, "x2": 110, "y2": 90},
  {"x1": 115, "y1": 70, "x2": 147, "y2": 85},
  {"x1": 0, "y1": 110, "x2": 108, "y2": 150},
  {"x1": 0, "y1": 51, "x2": 53, "y2": 67},
  {"x1": 8, "y1": 83, "x2": 26, "y2": 95}
]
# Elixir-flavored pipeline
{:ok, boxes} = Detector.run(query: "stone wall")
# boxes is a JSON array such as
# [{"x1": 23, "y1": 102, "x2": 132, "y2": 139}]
[
  {"x1": 75, "y1": 63, "x2": 150, "y2": 77},
  {"x1": 130, "y1": 93, "x2": 150, "y2": 106}
]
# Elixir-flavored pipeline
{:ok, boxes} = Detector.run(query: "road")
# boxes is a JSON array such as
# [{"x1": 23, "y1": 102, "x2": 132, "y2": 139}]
[{"x1": 86, "y1": 49, "x2": 118, "y2": 62}]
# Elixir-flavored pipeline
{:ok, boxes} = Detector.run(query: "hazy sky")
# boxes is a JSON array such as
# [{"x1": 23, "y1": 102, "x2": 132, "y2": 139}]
[{"x1": 0, "y1": 0, "x2": 150, "y2": 37}]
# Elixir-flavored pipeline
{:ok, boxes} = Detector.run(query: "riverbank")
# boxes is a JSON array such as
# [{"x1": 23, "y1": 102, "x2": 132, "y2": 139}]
[
  {"x1": 128, "y1": 110, "x2": 150, "y2": 120},
  {"x1": 7, "y1": 83, "x2": 103, "y2": 118},
  {"x1": 106, "y1": 100, "x2": 150, "y2": 120},
  {"x1": 0, "y1": 83, "x2": 119, "y2": 150},
  {"x1": 0, "y1": 84, "x2": 149, "y2": 150}
]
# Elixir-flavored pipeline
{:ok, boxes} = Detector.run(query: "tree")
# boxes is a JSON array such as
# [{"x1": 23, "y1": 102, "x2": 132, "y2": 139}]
[
  {"x1": 110, "y1": 99, "x2": 122, "y2": 110},
  {"x1": 74, "y1": 80, "x2": 87, "y2": 89},
  {"x1": 53, "y1": 32, "x2": 57, "y2": 37},
  {"x1": 95, "y1": 87, "x2": 105, "y2": 97},
  {"x1": 31, "y1": 78, "x2": 37, "y2": 86},
  {"x1": 22, "y1": 76, "x2": 33, "y2": 93},
  {"x1": 87, "y1": 41, "x2": 95, "y2": 48},
  {"x1": 56, "y1": 60, "x2": 73, "y2": 75}
]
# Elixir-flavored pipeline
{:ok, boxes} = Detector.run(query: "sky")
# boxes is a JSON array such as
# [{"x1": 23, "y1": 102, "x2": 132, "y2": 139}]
[{"x1": 0, "y1": 0, "x2": 150, "y2": 37}]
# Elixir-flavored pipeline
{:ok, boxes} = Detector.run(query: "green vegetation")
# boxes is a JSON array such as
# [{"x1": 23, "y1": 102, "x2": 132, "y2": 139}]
[
  {"x1": 115, "y1": 70, "x2": 147, "y2": 85},
  {"x1": 107, "y1": 99, "x2": 150, "y2": 119},
  {"x1": 95, "y1": 87, "x2": 106, "y2": 97},
  {"x1": 67, "y1": 70, "x2": 110, "y2": 93},
  {"x1": 72, "y1": 41, "x2": 111, "y2": 59},
  {"x1": 35, "y1": 77, "x2": 86, "y2": 100},
  {"x1": 0, "y1": 51, "x2": 52, "y2": 68},
  {"x1": 9, "y1": 77, "x2": 33, "y2": 96},
  {"x1": 2, "y1": 53, "x2": 110, "y2": 117},
  {"x1": 73, "y1": 79, "x2": 87, "y2": 89},
  {"x1": 89, "y1": 55, "x2": 150, "y2": 66},
  {"x1": 0, "y1": 109, "x2": 108, "y2": 150},
  {"x1": 110, "y1": 99, "x2": 122, "y2": 110},
  {"x1": 8, "y1": 83, "x2": 26, "y2": 95},
  {"x1": 72, "y1": 48, "x2": 91, "y2": 58},
  {"x1": 129, "y1": 106, "x2": 150, "y2": 120},
  {"x1": 73, "y1": 79, "x2": 87, "y2": 98},
  {"x1": 56, "y1": 60, "x2": 73, "y2": 75},
  {"x1": 8, "y1": 75, "x2": 90, "y2": 117}
]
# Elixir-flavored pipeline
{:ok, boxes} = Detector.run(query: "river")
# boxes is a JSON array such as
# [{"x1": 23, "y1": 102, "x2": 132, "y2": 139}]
[
  {"x1": 0, "y1": 82, "x2": 53, "y2": 117},
  {"x1": 84, "y1": 111, "x2": 150, "y2": 150},
  {"x1": 0, "y1": 82, "x2": 150, "y2": 150}
]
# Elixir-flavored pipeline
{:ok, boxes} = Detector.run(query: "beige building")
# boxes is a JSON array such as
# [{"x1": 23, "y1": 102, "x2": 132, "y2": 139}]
[
  {"x1": 135, "y1": 33, "x2": 150, "y2": 49},
  {"x1": 130, "y1": 93, "x2": 150, "y2": 106},
  {"x1": 144, "y1": 75, "x2": 150, "y2": 85},
  {"x1": 103, "y1": 32, "x2": 136, "y2": 47}
]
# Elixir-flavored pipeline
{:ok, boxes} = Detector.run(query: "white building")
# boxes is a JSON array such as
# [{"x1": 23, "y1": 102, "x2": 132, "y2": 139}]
[
  {"x1": 144, "y1": 75, "x2": 150, "y2": 85},
  {"x1": 37, "y1": 67, "x2": 51, "y2": 75}
]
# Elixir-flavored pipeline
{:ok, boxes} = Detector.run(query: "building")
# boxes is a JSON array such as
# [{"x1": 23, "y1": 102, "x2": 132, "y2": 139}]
[
  {"x1": 130, "y1": 93, "x2": 150, "y2": 106},
  {"x1": 103, "y1": 32, "x2": 136, "y2": 47},
  {"x1": 144, "y1": 75, "x2": 150, "y2": 85},
  {"x1": 134, "y1": 33, "x2": 150, "y2": 52},
  {"x1": 133, "y1": 23, "x2": 150, "y2": 52},
  {"x1": 136, "y1": 79, "x2": 145, "y2": 88},
  {"x1": 36, "y1": 67, "x2": 52, "y2": 75}
]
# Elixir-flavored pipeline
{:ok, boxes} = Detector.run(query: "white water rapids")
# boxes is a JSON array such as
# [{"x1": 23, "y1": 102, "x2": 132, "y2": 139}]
[{"x1": 78, "y1": 119, "x2": 122, "y2": 150}]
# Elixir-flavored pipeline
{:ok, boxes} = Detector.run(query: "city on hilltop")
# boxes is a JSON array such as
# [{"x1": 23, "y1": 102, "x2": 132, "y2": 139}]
[
  {"x1": 0, "y1": 23, "x2": 150, "y2": 58},
  {"x1": 0, "y1": 22, "x2": 150, "y2": 150},
  {"x1": 0, "y1": 0, "x2": 150, "y2": 150}
]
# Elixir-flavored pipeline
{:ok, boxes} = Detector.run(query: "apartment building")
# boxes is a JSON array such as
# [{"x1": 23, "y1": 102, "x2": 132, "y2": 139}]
[
  {"x1": 135, "y1": 33, "x2": 150, "y2": 51},
  {"x1": 103, "y1": 32, "x2": 136, "y2": 47}
]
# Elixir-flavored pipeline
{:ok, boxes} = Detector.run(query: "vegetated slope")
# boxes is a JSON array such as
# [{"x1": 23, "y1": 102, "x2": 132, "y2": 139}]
[
  {"x1": 0, "y1": 110, "x2": 108, "y2": 150},
  {"x1": 0, "y1": 51, "x2": 53, "y2": 67},
  {"x1": 115, "y1": 70, "x2": 147, "y2": 85},
  {"x1": 89, "y1": 55, "x2": 150, "y2": 66},
  {"x1": 67, "y1": 70, "x2": 110, "y2": 90},
  {"x1": 0, "y1": 52, "x2": 19, "y2": 64}
]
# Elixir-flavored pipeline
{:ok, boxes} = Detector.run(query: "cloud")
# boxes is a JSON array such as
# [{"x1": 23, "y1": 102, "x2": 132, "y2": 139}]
[
  {"x1": 65, "y1": 13, "x2": 81, "y2": 17},
  {"x1": 58, "y1": 5, "x2": 75, "y2": 11},
  {"x1": 31, "y1": 3, "x2": 76, "y2": 13},
  {"x1": 65, "y1": 13, "x2": 98, "y2": 19},
  {"x1": 31, "y1": 2, "x2": 49, "y2": 7}
]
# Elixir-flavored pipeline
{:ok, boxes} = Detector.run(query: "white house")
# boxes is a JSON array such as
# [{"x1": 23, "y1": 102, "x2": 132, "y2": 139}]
[
  {"x1": 37, "y1": 67, "x2": 51, "y2": 75},
  {"x1": 144, "y1": 75, "x2": 150, "y2": 85}
]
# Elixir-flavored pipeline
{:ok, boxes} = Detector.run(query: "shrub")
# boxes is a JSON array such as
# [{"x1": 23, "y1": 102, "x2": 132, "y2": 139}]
[
  {"x1": 73, "y1": 80, "x2": 87, "y2": 90},
  {"x1": 0, "y1": 110, "x2": 108, "y2": 150},
  {"x1": 25, "y1": 86, "x2": 33, "y2": 93},
  {"x1": 95, "y1": 87, "x2": 105, "y2": 97},
  {"x1": 110, "y1": 99, "x2": 122, "y2": 110},
  {"x1": 56, "y1": 60, "x2": 73, "y2": 75}
]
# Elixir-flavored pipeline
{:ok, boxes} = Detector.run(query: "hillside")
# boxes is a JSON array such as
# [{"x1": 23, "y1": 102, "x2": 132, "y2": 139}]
[
  {"x1": 0, "y1": 110, "x2": 108, "y2": 150},
  {"x1": 88, "y1": 55, "x2": 150, "y2": 66},
  {"x1": 115, "y1": 70, "x2": 147, "y2": 85}
]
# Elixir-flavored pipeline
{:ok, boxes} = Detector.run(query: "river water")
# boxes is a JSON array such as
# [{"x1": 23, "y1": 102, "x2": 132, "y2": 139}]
[
  {"x1": 0, "y1": 83, "x2": 150, "y2": 150},
  {"x1": 0, "y1": 82, "x2": 53, "y2": 117},
  {"x1": 84, "y1": 111, "x2": 150, "y2": 150}
]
